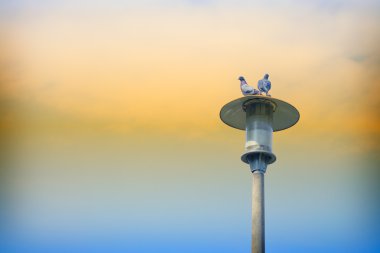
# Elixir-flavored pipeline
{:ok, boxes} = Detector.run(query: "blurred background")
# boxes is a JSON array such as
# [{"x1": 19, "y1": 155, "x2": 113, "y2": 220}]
[{"x1": 1, "y1": 0, "x2": 379, "y2": 252}]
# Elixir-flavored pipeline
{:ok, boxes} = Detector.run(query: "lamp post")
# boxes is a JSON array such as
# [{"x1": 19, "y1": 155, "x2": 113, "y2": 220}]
[{"x1": 220, "y1": 95, "x2": 299, "y2": 253}]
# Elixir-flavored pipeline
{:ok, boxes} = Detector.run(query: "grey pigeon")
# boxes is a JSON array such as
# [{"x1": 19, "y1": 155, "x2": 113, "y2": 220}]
[
  {"x1": 258, "y1": 74, "x2": 271, "y2": 96},
  {"x1": 239, "y1": 76, "x2": 259, "y2": 96}
]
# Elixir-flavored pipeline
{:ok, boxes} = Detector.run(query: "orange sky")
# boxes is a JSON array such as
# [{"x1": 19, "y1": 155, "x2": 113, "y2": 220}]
[{"x1": 1, "y1": 1, "x2": 379, "y2": 150}]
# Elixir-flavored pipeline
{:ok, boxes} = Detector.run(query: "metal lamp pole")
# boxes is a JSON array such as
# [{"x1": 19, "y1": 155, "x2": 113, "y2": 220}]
[{"x1": 220, "y1": 96, "x2": 299, "y2": 253}]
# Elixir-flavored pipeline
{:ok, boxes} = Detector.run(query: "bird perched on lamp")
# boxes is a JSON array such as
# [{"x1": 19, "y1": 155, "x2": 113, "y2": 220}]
[
  {"x1": 239, "y1": 76, "x2": 259, "y2": 96},
  {"x1": 258, "y1": 74, "x2": 271, "y2": 96}
]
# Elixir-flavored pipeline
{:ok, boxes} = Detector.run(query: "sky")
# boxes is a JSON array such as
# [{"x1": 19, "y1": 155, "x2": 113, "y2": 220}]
[{"x1": 1, "y1": 0, "x2": 379, "y2": 252}]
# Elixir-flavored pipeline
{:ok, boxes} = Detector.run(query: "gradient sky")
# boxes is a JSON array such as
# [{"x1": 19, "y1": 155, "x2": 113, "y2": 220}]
[{"x1": 1, "y1": 1, "x2": 379, "y2": 252}]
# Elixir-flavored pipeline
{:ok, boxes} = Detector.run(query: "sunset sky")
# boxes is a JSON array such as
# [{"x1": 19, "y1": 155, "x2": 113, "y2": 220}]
[{"x1": 1, "y1": 1, "x2": 379, "y2": 252}]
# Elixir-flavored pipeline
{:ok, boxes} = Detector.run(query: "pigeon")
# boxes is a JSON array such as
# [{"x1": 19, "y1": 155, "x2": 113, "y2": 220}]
[
  {"x1": 239, "y1": 76, "x2": 259, "y2": 96},
  {"x1": 257, "y1": 74, "x2": 271, "y2": 96}
]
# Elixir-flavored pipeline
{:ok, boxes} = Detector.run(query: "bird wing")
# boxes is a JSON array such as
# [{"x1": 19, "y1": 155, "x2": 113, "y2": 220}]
[
  {"x1": 241, "y1": 84, "x2": 253, "y2": 92},
  {"x1": 258, "y1": 80, "x2": 263, "y2": 90},
  {"x1": 265, "y1": 81, "x2": 271, "y2": 90}
]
